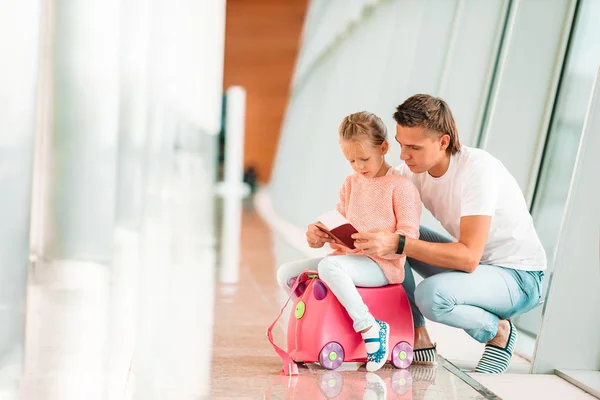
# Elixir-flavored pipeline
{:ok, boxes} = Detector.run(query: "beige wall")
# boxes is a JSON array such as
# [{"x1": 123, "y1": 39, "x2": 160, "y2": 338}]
[{"x1": 223, "y1": 0, "x2": 308, "y2": 183}]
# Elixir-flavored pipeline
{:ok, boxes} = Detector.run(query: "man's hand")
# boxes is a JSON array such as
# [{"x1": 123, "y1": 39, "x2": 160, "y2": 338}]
[
  {"x1": 306, "y1": 222, "x2": 334, "y2": 248},
  {"x1": 351, "y1": 230, "x2": 400, "y2": 256}
]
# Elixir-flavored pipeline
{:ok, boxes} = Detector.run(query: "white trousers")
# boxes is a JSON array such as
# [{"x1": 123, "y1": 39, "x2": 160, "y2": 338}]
[{"x1": 276, "y1": 255, "x2": 388, "y2": 332}]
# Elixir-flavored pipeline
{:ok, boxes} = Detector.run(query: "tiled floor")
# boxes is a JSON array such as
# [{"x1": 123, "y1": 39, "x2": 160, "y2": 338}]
[{"x1": 471, "y1": 374, "x2": 597, "y2": 400}]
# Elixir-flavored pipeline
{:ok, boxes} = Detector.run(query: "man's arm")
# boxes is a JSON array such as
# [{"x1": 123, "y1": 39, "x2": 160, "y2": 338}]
[
  {"x1": 404, "y1": 215, "x2": 490, "y2": 272},
  {"x1": 352, "y1": 215, "x2": 491, "y2": 273}
]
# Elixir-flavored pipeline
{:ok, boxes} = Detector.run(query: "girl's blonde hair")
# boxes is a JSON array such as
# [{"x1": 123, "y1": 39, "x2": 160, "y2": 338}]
[{"x1": 339, "y1": 111, "x2": 387, "y2": 146}]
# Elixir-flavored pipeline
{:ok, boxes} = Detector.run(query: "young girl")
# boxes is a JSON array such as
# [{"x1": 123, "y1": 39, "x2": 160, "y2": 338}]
[{"x1": 276, "y1": 111, "x2": 421, "y2": 372}]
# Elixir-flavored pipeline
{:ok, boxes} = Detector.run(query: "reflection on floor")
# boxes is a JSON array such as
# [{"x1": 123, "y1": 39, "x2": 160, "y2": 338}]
[{"x1": 263, "y1": 363, "x2": 486, "y2": 400}]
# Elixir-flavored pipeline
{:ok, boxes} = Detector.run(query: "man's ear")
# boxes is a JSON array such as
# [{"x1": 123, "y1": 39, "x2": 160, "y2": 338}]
[{"x1": 440, "y1": 134, "x2": 450, "y2": 151}]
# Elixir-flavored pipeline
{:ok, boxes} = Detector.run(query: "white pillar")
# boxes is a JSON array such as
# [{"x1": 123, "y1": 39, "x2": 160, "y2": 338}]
[
  {"x1": 22, "y1": 1, "x2": 121, "y2": 399},
  {"x1": 0, "y1": 0, "x2": 42, "y2": 392},
  {"x1": 38, "y1": 0, "x2": 121, "y2": 263},
  {"x1": 130, "y1": 0, "x2": 225, "y2": 398},
  {"x1": 217, "y1": 87, "x2": 250, "y2": 284},
  {"x1": 115, "y1": 0, "x2": 149, "y2": 231},
  {"x1": 107, "y1": 0, "x2": 149, "y2": 396}
]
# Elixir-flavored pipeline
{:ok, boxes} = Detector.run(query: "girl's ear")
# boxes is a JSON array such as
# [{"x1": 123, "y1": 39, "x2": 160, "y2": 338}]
[{"x1": 381, "y1": 140, "x2": 389, "y2": 155}]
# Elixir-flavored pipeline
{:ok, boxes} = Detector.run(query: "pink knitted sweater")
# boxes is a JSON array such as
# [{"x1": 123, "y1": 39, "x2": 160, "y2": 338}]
[{"x1": 329, "y1": 168, "x2": 421, "y2": 284}]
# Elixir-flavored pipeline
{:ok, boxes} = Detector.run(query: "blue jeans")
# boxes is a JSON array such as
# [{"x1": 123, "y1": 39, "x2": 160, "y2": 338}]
[{"x1": 403, "y1": 226, "x2": 544, "y2": 343}]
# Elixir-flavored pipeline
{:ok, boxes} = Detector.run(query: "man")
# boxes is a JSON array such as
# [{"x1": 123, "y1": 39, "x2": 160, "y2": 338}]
[{"x1": 307, "y1": 94, "x2": 546, "y2": 373}]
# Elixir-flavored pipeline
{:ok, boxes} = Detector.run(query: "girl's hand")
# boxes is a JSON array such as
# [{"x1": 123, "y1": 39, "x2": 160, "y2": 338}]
[{"x1": 306, "y1": 223, "x2": 333, "y2": 248}]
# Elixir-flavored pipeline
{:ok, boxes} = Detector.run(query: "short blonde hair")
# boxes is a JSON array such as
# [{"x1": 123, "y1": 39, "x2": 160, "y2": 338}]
[
  {"x1": 339, "y1": 111, "x2": 387, "y2": 145},
  {"x1": 393, "y1": 94, "x2": 462, "y2": 155}
]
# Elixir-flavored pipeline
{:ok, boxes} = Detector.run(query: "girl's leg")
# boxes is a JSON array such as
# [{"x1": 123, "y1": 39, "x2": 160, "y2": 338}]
[
  {"x1": 317, "y1": 255, "x2": 389, "y2": 372},
  {"x1": 276, "y1": 258, "x2": 322, "y2": 294},
  {"x1": 316, "y1": 255, "x2": 388, "y2": 331}
]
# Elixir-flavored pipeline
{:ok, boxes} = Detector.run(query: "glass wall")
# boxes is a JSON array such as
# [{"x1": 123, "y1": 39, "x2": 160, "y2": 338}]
[
  {"x1": 270, "y1": 0, "x2": 508, "y2": 235},
  {"x1": 267, "y1": 0, "x2": 600, "y2": 372},
  {"x1": 515, "y1": 0, "x2": 600, "y2": 337}
]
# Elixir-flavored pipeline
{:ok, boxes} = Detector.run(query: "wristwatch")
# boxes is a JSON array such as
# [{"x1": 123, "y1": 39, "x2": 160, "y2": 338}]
[{"x1": 396, "y1": 234, "x2": 406, "y2": 255}]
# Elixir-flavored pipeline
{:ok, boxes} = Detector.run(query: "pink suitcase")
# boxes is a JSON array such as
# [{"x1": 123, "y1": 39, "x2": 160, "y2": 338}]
[{"x1": 268, "y1": 271, "x2": 414, "y2": 375}]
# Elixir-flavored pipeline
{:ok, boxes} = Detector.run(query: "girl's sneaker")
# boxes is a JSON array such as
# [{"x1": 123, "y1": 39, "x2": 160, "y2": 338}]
[{"x1": 362, "y1": 320, "x2": 390, "y2": 372}]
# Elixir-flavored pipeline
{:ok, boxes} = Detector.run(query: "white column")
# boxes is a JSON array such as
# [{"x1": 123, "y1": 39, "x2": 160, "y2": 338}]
[
  {"x1": 130, "y1": 0, "x2": 225, "y2": 398},
  {"x1": 107, "y1": 0, "x2": 149, "y2": 396},
  {"x1": 115, "y1": 0, "x2": 149, "y2": 231},
  {"x1": 22, "y1": 0, "x2": 121, "y2": 399},
  {"x1": 217, "y1": 87, "x2": 250, "y2": 284},
  {"x1": 0, "y1": 0, "x2": 42, "y2": 391},
  {"x1": 38, "y1": 0, "x2": 121, "y2": 263}
]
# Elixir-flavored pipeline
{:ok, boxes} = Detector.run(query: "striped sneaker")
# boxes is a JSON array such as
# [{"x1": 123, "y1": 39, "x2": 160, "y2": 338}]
[
  {"x1": 474, "y1": 320, "x2": 518, "y2": 373},
  {"x1": 413, "y1": 344, "x2": 437, "y2": 365}
]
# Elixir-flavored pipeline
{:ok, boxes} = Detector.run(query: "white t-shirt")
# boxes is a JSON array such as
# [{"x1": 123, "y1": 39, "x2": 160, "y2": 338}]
[{"x1": 397, "y1": 146, "x2": 546, "y2": 271}]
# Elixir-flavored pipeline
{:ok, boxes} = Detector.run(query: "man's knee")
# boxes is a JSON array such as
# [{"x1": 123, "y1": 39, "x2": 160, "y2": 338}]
[{"x1": 414, "y1": 278, "x2": 455, "y2": 322}]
